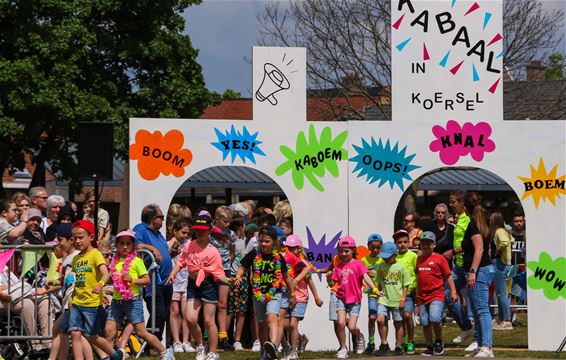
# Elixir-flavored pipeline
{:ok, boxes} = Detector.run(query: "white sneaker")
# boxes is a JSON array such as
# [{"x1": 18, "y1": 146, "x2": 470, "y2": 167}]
[
  {"x1": 465, "y1": 342, "x2": 479, "y2": 352},
  {"x1": 196, "y1": 345, "x2": 206, "y2": 360},
  {"x1": 173, "y1": 342, "x2": 184, "y2": 353},
  {"x1": 474, "y1": 347, "x2": 494, "y2": 358},
  {"x1": 160, "y1": 348, "x2": 176, "y2": 360},
  {"x1": 465, "y1": 348, "x2": 480, "y2": 357},
  {"x1": 183, "y1": 342, "x2": 196, "y2": 352},
  {"x1": 493, "y1": 321, "x2": 513, "y2": 331},
  {"x1": 252, "y1": 340, "x2": 262, "y2": 352},
  {"x1": 205, "y1": 352, "x2": 220, "y2": 360},
  {"x1": 454, "y1": 328, "x2": 474, "y2": 344},
  {"x1": 285, "y1": 348, "x2": 299, "y2": 360},
  {"x1": 233, "y1": 341, "x2": 244, "y2": 351},
  {"x1": 336, "y1": 347, "x2": 348, "y2": 359},
  {"x1": 356, "y1": 334, "x2": 365, "y2": 355}
]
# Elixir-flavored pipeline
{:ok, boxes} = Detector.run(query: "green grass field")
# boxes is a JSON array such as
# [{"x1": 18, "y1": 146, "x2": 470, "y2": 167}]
[{"x1": 138, "y1": 314, "x2": 566, "y2": 359}]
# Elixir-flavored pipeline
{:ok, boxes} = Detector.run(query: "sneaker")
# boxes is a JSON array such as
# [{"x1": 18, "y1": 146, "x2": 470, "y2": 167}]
[
  {"x1": 376, "y1": 344, "x2": 390, "y2": 356},
  {"x1": 196, "y1": 345, "x2": 206, "y2": 360},
  {"x1": 465, "y1": 341, "x2": 479, "y2": 352},
  {"x1": 454, "y1": 328, "x2": 474, "y2": 344},
  {"x1": 336, "y1": 347, "x2": 348, "y2": 359},
  {"x1": 364, "y1": 343, "x2": 375, "y2": 354},
  {"x1": 183, "y1": 342, "x2": 196, "y2": 352},
  {"x1": 286, "y1": 348, "x2": 299, "y2": 360},
  {"x1": 205, "y1": 352, "x2": 220, "y2": 360},
  {"x1": 394, "y1": 347, "x2": 404, "y2": 356},
  {"x1": 160, "y1": 348, "x2": 175, "y2": 360},
  {"x1": 219, "y1": 340, "x2": 235, "y2": 352},
  {"x1": 356, "y1": 333, "x2": 365, "y2": 354},
  {"x1": 401, "y1": 339, "x2": 408, "y2": 353},
  {"x1": 233, "y1": 341, "x2": 244, "y2": 351},
  {"x1": 173, "y1": 342, "x2": 184, "y2": 353},
  {"x1": 252, "y1": 340, "x2": 262, "y2": 352},
  {"x1": 117, "y1": 349, "x2": 127, "y2": 360},
  {"x1": 264, "y1": 341, "x2": 278, "y2": 360},
  {"x1": 433, "y1": 340, "x2": 444, "y2": 356},
  {"x1": 474, "y1": 347, "x2": 494, "y2": 358},
  {"x1": 299, "y1": 334, "x2": 309, "y2": 353},
  {"x1": 421, "y1": 345, "x2": 434, "y2": 356},
  {"x1": 259, "y1": 351, "x2": 268, "y2": 360},
  {"x1": 281, "y1": 342, "x2": 292, "y2": 357},
  {"x1": 465, "y1": 348, "x2": 481, "y2": 357},
  {"x1": 493, "y1": 321, "x2": 513, "y2": 331},
  {"x1": 406, "y1": 342, "x2": 416, "y2": 355}
]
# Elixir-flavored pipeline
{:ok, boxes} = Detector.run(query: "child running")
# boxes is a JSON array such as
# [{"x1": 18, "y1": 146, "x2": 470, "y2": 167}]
[
  {"x1": 104, "y1": 230, "x2": 175, "y2": 360},
  {"x1": 67, "y1": 220, "x2": 124, "y2": 360},
  {"x1": 393, "y1": 229, "x2": 418, "y2": 354},
  {"x1": 235, "y1": 225, "x2": 296, "y2": 360},
  {"x1": 361, "y1": 233, "x2": 383, "y2": 354},
  {"x1": 168, "y1": 215, "x2": 230, "y2": 360},
  {"x1": 332, "y1": 236, "x2": 379, "y2": 359},
  {"x1": 375, "y1": 241, "x2": 412, "y2": 356},
  {"x1": 417, "y1": 231, "x2": 458, "y2": 356}
]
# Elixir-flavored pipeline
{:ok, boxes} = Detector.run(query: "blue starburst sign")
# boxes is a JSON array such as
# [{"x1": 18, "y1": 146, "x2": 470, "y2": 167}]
[{"x1": 211, "y1": 125, "x2": 266, "y2": 164}]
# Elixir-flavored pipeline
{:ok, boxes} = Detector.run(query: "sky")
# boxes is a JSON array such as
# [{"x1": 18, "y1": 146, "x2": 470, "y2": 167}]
[{"x1": 183, "y1": 0, "x2": 566, "y2": 97}]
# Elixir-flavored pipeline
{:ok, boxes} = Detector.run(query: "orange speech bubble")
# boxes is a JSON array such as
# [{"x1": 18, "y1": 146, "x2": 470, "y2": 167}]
[
  {"x1": 130, "y1": 129, "x2": 193, "y2": 181},
  {"x1": 356, "y1": 245, "x2": 370, "y2": 260}
]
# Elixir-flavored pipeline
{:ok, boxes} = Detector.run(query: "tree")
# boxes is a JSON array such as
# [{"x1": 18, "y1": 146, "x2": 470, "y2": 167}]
[
  {"x1": 0, "y1": 0, "x2": 219, "y2": 198},
  {"x1": 258, "y1": 0, "x2": 564, "y2": 119},
  {"x1": 222, "y1": 89, "x2": 242, "y2": 99},
  {"x1": 545, "y1": 53, "x2": 565, "y2": 80}
]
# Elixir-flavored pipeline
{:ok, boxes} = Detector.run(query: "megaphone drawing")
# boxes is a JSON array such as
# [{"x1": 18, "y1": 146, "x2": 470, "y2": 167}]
[{"x1": 255, "y1": 63, "x2": 290, "y2": 106}]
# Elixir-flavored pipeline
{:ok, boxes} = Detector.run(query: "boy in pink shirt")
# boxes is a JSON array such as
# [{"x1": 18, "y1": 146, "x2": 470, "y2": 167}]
[{"x1": 168, "y1": 215, "x2": 230, "y2": 360}]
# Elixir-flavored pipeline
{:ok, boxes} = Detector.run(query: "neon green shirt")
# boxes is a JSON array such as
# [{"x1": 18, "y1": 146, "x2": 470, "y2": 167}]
[
  {"x1": 112, "y1": 257, "x2": 147, "y2": 300},
  {"x1": 396, "y1": 250, "x2": 417, "y2": 294},
  {"x1": 361, "y1": 255, "x2": 382, "y2": 297},
  {"x1": 454, "y1": 212, "x2": 471, "y2": 267},
  {"x1": 375, "y1": 261, "x2": 412, "y2": 308}
]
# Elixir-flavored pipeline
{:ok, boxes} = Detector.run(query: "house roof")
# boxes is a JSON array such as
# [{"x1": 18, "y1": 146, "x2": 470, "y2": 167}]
[{"x1": 417, "y1": 167, "x2": 512, "y2": 191}]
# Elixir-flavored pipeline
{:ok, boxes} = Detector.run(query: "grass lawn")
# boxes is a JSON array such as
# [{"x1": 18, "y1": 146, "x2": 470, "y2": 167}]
[{"x1": 137, "y1": 314, "x2": 566, "y2": 359}]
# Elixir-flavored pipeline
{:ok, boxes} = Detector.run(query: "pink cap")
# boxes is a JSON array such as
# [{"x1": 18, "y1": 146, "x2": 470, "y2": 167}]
[
  {"x1": 338, "y1": 236, "x2": 356, "y2": 248},
  {"x1": 116, "y1": 229, "x2": 137, "y2": 241},
  {"x1": 285, "y1": 235, "x2": 303, "y2": 248},
  {"x1": 212, "y1": 226, "x2": 223, "y2": 234}
]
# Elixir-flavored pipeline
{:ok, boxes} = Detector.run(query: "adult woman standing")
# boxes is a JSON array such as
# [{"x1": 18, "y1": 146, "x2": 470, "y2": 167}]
[
  {"x1": 403, "y1": 211, "x2": 422, "y2": 249},
  {"x1": 489, "y1": 212, "x2": 514, "y2": 331},
  {"x1": 461, "y1": 193, "x2": 494, "y2": 358}
]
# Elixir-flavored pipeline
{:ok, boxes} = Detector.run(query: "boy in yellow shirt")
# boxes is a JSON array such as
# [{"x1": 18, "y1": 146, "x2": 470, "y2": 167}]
[{"x1": 361, "y1": 233, "x2": 383, "y2": 354}]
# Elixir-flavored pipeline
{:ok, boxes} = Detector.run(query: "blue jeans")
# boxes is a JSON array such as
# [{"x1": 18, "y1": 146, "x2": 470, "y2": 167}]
[
  {"x1": 492, "y1": 259, "x2": 511, "y2": 321},
  {"x1": 467, "y1": 265, "x2": 495, "y2": 347},
  {"x1": 444, "y1": 265, "x2": 473, "y2": 331},
  {"x1": 419, "y1": 300, "x2": 444, "y2": 326},
  {"x1": 108, "y1": 297, "x2": 145, "y2": 324}
]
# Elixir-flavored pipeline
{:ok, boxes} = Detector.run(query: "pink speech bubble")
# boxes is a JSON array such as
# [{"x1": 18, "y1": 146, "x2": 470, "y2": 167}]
[{"x1": 429, "y1": 120, "x2": 496, "y2": 165}]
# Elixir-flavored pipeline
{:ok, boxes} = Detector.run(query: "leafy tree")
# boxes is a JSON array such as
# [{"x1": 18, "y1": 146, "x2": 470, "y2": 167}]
[
  {"x1": 545, "y1": 53, "x2": 565, "y2": 80},
  {"x1": 0, "y1": 0, "x2": 218, "y2": 198},
  {"x1": 222, "y1": 89, "x2": 242, "y2": 99}
]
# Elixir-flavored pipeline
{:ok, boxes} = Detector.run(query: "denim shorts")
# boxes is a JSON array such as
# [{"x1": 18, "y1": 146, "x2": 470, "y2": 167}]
[
  {"x1": 107, "y1": 297, "x2": 145, "y2": 325},
  {"x1": 402, "y1": 295, "x2": 415, "y2": 314},
  {"x1": 59, "y1": 309, "x2": 71, "y2": 333},
  {"x1": 253, "y1": 292, "x2": 282, "y2": 323},
  {"x1": 280, "y1": 292, "x2": 290, "y2": 309},
  {"x1": 284, "y1": 301, "x2": 307, "y2": 319},
  {"x1": 418, "y1": 300, "x2": 444, "y2": 326},
  {"x1": 368, "y1": 296, "x2": 378, "y2": 317},
  {"x1": 68, "y1": 304, "x2": 107, "y2": 337},
  {"x1": 187, "y1": 276, "x2": 219, "y2": 303},
  {"x1": 377, "y1": 303, "x2": 402, "y2": 322},
  {"x1": 336, "y1": 298, "x2": 361, "y2": 317},
  {"x1": 329, "y1": 292, "x2": 339, "y2": 321}
]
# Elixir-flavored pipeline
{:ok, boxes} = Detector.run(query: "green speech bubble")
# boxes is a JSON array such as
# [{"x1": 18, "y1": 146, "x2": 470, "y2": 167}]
[
  {"x1": 275, "y1": 124, "x2": 348, "y2": 192},
  {"x1": 527, "y1": 251, "x2": 566, "y2": 300}
]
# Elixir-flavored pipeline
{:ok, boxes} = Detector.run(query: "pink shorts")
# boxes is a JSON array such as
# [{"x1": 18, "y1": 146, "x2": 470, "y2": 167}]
[{"x1": 171, "y1": 291, "x2": 187, "y2": 301}]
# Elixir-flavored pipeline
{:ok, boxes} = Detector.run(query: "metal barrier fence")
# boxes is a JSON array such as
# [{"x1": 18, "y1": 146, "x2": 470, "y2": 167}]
[{"x1": 0, "y1": 245, "x2": 158, "y2": 343}]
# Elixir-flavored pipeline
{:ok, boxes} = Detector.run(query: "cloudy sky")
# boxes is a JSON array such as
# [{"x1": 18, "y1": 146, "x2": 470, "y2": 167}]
[{"x1": 183, "y1": 0, "x2": 566, "y2": 97}]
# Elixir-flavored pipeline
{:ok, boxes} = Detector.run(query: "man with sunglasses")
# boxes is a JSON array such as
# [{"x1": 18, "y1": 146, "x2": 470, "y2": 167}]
[{"x1": 133, "y1": 203, "x2": 173, "y2": 350}]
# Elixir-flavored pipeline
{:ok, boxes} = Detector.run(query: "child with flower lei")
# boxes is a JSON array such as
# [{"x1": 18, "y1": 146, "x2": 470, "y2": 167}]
[
  {"x1": 235, "y1": 225, "x2": 296, "y2": 360},
  {"x1": 104, "y1": 230, "x2": 175, "y2": 360}
]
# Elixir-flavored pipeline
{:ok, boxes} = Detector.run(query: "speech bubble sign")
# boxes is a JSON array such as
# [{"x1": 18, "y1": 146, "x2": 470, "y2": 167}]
[
  {"x1": 429, "y1": 120, "x2": 496, "y2": 165},
  {"x1": 275, "y1": 124, "x2": 348, "y2": 192},
  {"x1": 303, "y1": 226, "x2": 342, "y2": 277},
  {"x1": 211, "y1": 125, "x2": 266, "y2": 164},
  {"x1": 527, "y1": 252, "x2": 566, "y2": 301},
  {"x1": 350, "y1": 137, "x2": 421, "y2": 191},
  {"x1": 129, "y1": 129, "x2": 193, "y2": 181},
  {"x1": 518, "y1": 158, "x2": 566, "y2": 208}
]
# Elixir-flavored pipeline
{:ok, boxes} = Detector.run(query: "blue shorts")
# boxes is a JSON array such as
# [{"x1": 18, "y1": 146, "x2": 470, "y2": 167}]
[
  {"x1": 336, "y1": 298, "x2": 361, "y2": 317},
  {"x1": 68, "y1": 305, "x2": 107, "y2": 337},
  {"x1": 59, "y1": 309, "x2": 71, "y2": 333},
  {"x1": 253, "y1": 292, "x2": 282, "y2": 323},
  {"x1": 419, "y1": 300, "x2": 444, "y2": 326},
  {"x1": 329, "y1": 292, "x2": 339, "y2": 321},
  {"x1": 368, "y1": 297, "x2": 378, "y2": 317},
  {"x1": 280, "y1": 292, "x2": 290, "y2": 309},
  {"x1": 285, "y1": 302, "x2": 307, "y2": 319},
  {"x1": 402, "y1": 295, "x2": 415, "y2": 314},
  {"x1": 187, "y1": 276, "x2": 219, "y2": 303},
  {"x1": 107, "y1": 297, "x2": 145, "y2": 325},
  {"x1": 377, "y1": 303, "x2": 402, "y2": 322}
]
